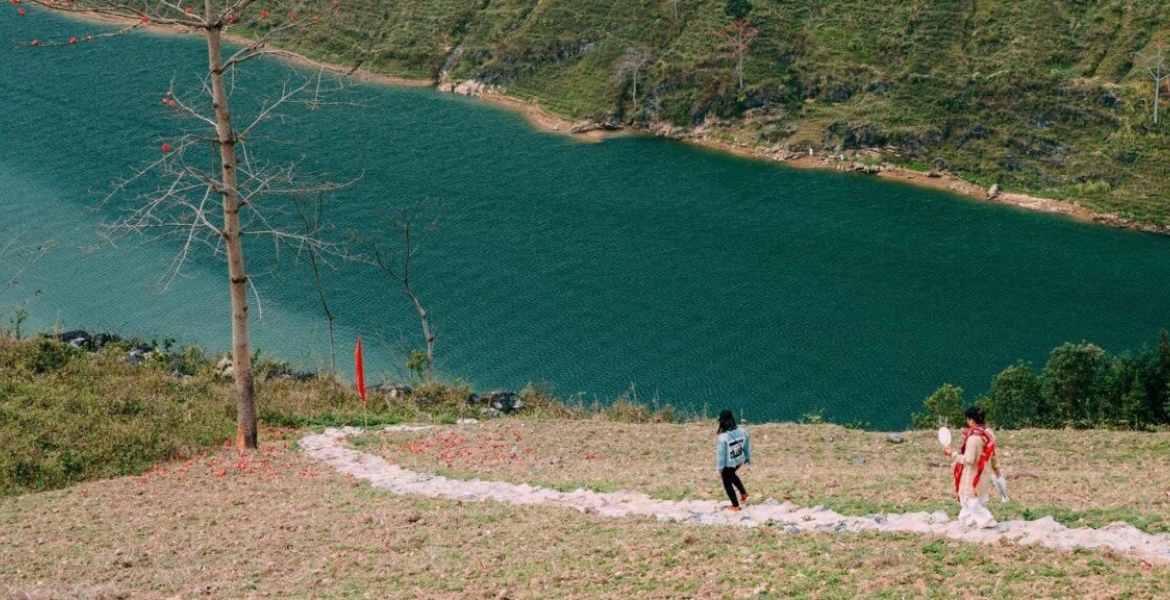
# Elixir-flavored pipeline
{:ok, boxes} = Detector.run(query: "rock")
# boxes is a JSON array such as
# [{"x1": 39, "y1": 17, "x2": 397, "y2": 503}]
[
  {"x1": 926, "y1": 171, "x2": 941, "y2": 178},
  {"x1": 372, "y1": 383, "x2": 411, "y2": 398},
  {"x1": 570, "y1": 121, "x2": 600, "y2": 134},
  {"x1": 468, "y1": 390, "x2": 521, "y2": 414},
  {"x1": 887, "y1": 434, "x2": 904, "y2": 444},
  {"x1": 456, "y1": 418, "x2": 479, "y2": 426},
  {"x1": 214, "y1": 356, "x2": 234, "y2": 380},
  {"x1": 124, "y1": 345, "x2": 154, "y2": 365},
  {"x1": 571, "y1": 119, "x2": 623, "y2": 134},
  {"x1": 853, "y1": 456, "x2": 866, "y2": 465},
  {"x1": 987, "y1": 184, "x2": 1000, "y2": 199},
  {"x1": 448, "y1": 79, "x2": 484, "y2": 96},
  {"x1": 480, "y1": 407, "x2": 502, "y2": 419},
  {"x1": 928, "y1": 510, "x2": 950, "y2": 524}
]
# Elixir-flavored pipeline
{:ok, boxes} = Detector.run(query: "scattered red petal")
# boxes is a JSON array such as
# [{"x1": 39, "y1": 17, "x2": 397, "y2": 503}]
[
  {"x1": 68, "y1": 36, "x2": 77, "y2": 44},
  {"x1": 260, "y1": 9, "x2": 269, "y2": 18},
  {"x1": 161, "y1": 143, "x2": 171, "y2": 152},
  {"x1": 29, "y1": 39, "x2": 38, "y2": 46},
  {"x1": 289, "y1": 11, "x2": 296, "y2": 20},
  {"x1": 213, "y1": 469, "x2": 226, "y2": 477},
  {"x1": 185, "y1": 6, "x2": 192, "y2": 13},
  {"x1": 17, "y1": 7, "x2": 25, "y2": 15}
]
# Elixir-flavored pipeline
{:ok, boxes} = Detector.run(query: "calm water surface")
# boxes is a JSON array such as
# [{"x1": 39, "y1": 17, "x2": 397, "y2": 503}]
[{"x1": 2, "y1": 12, "x2": 1169, "y2": 428}]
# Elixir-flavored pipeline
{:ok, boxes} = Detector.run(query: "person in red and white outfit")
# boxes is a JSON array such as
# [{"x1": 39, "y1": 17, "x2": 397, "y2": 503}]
[{"x1": 944, "y1": 406, "x2": 998, "y2": 528}]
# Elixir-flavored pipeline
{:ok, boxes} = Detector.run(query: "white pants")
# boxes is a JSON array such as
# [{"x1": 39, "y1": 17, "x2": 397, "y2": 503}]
[{"x1": 957, "y1": 493, "x2": 997, "y2": 528}]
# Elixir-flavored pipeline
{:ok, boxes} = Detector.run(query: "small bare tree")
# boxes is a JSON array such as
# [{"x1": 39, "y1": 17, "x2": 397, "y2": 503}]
[
  {"x1": 722, "y1": 0, "x2": 758, "y2": 92},
  {"x1": 665, "y1": 0, "x2": 682, "y2": 20},
  {"x1": 1136, "y1": 42, "x2": 1170, "y2": 125},
  {"x1": 282, "y1": 194, "x2": 341, "y2": 375},
  {"x1": 614, "y1": 46, "x2": 654, "y2": 109},
  {"x1": 0, "y1": 235, "x2": 50, "y2": 339},
  {"x1": 357, "y1": 203, "x2": 438, "y2": 385},
  {"x1": 23, "y1": 0, "x2": 349, "y2": 450}
]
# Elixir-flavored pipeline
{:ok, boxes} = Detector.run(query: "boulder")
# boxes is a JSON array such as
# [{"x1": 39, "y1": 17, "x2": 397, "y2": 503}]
[
  {"x1": 987, "y1": 184, "x2": 1000, "y2": 199},
  {"x1": 467, "y1": 390, "x2": 523, "y2": 414}
]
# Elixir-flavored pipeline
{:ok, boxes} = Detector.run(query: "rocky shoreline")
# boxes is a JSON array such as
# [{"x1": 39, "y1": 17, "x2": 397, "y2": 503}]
[{"x1": 439, "y1": 78, "x2": 1168, "y2": 236}]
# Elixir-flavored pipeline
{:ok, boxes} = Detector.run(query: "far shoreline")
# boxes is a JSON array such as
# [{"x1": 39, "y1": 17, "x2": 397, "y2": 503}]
[{"x1": 36, "y1": 7, "x2": 1169, "y2": 237}]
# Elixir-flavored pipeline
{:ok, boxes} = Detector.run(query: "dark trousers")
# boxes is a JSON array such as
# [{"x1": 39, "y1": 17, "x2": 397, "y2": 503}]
[{"x1": 720, "y1": 466, "x2": 746, "y2": 506}]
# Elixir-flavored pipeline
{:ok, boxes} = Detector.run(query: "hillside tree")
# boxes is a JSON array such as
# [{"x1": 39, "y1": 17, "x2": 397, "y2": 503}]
[
  {"x1": 1135, "y1": 42, "x2": 1169, "y2": 125},
  {"x1": 614, "y1": 46, "x2": 654, "y2": 109},
  {"x1": 722, "y1": 0, "x2": 757, "y2": 91},
  {"x1": 22, "y1": 0, "x2": 349, "y2": 450}
]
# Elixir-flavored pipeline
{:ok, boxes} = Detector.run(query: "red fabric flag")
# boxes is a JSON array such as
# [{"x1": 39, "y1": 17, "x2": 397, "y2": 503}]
[{"x1": 354, "y1": 336, "x2": 366, "y2": 404}]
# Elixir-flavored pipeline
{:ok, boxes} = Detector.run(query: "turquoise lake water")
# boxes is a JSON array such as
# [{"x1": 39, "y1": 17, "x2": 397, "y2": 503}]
[{"x1": 3, "y1": 12, "x2": 1170, "y2": 428}]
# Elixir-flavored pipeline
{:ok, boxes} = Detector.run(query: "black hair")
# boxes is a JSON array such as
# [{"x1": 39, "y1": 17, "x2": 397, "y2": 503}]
[
  {"x1": 718, "y1": 409, "x2": 738, "y2": 434},
  {"x1": 965, "y1": 406, "x2": 986, "y2": 425}
]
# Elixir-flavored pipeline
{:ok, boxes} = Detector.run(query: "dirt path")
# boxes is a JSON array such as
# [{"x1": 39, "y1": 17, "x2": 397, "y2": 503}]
[{"x1": 302, "y1": 425, "x2": 1170, "y2": 565}]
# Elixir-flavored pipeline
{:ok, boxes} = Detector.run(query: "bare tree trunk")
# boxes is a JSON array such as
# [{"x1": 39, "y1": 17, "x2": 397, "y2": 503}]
[
  {"x1": 736, "y1": 48, "x2": 745, "y2": 91},
  {"x1": 1155, "y1": 73, "x2": 1161, "y2": 125},
  {"x1": 404, "y1": 282, "x2": 435, "y2": 384},
  {"x1": 309, "y1": 251, "x2": 337, "y2": 374},
  {"x1": 206, "y1": 8, "x2": 256, "y2": 451}
]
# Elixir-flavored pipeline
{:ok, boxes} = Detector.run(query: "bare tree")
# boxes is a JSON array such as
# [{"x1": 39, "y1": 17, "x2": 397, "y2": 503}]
[
  {"x1": 357, "y1": 203, "x2": 438, "y2": 385},
  {"x1": 0, "y1": 235, "x2": 50, "y2": 338},
  {"x1": 1136, "y1": 42, "x2": 1170, "y2": 125},
  {"x1": 614, "y1": 46, "x2": 654, "y2": 108},
  {"x1": 23, "y1": 0, "x2": 348, "y2": 450},
  {"x1": 282, "y1": 194, "x2": 340, "y2": 375},
  {"x1": 722, "y1": 0, "x2": 757, "y2": 92}
]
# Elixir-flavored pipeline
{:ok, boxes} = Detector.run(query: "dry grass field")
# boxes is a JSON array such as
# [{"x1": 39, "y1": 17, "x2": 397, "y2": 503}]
[{"x1": 2, "y1": 423, "x2": 1169, "y2": 599}]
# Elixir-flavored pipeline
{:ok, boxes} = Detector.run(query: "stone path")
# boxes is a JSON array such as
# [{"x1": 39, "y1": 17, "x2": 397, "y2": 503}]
[{"x1": 301, "y1": 425, "x2": 1170, "y2": 565}]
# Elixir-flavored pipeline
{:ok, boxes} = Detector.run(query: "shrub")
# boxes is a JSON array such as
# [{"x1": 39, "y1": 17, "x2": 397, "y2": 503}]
[
  {"x1": 912, "y1": 383, "x2": 966, "y2": 429},
  {"x1": 1041, "y1": 342, "x2": 1108, "y2": 427},
  {"x1": 984, "y1": 361, "x2": 1041, "y2": 429}
]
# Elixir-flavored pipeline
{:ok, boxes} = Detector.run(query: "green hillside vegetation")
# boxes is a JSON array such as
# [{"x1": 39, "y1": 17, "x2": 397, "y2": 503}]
[{"x1": 245, "y1": 0, "x2": 1170, "y2": 224}]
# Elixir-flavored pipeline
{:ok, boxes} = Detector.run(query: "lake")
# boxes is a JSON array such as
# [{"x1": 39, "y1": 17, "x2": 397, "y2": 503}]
[{"x1": 3, "y1": 11, "x2": 1169, "y2": 428}]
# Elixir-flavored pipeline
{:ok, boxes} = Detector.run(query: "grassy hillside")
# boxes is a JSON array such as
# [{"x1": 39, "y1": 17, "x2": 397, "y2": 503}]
[{"x1": 255, "y1": 0, "x2": 1170, "y2": 224}]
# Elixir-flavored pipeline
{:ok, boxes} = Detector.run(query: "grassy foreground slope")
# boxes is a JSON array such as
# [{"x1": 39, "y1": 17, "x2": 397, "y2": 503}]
[
  {"x1": 3, "y1": 435, "x2": 1168, "y2": 599},
  {"x1": 262, "y1": 0, "x2": 1170, "y2": 223}
]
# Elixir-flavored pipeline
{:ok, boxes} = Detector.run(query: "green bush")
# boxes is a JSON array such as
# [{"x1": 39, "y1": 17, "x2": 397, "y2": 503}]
[
  {"x1": 1041, "y1": 342, "x2": 1108, "y2": 427},
  {"x1": 984, "y1": 361, "x2": 1042, "y2": 429},
  {"x1": 912, "y1": 383, "x2": 967, "y2": 429}
]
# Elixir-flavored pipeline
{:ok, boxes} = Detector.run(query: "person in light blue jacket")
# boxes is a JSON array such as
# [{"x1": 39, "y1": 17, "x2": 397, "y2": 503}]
[{"x1": 716, "y1": 409, "x2": 751, "y2": 511}]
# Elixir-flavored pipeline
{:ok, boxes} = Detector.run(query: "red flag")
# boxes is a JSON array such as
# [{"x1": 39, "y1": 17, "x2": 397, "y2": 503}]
[{"x1": 354, "y1": 337, "x2": 366, "y2": 404}]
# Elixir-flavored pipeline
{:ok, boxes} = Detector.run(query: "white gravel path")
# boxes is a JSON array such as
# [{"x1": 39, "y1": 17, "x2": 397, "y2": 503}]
[{"x1": 302, "y1": 425, "x2": 1170, "y2": 565}]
